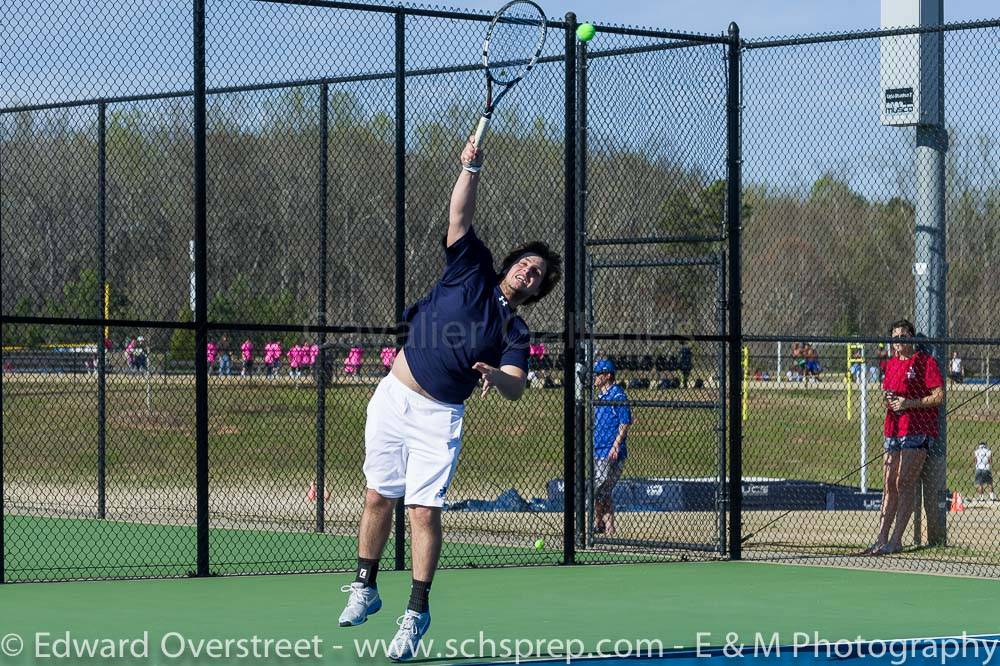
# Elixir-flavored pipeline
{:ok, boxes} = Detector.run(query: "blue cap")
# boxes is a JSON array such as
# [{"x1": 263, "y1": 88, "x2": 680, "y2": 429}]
[{"x1": 593, "y1": 359, "x2": 616, "y2": 375}]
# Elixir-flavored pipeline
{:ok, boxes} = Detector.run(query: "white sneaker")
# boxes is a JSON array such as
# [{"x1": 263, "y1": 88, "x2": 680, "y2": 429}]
[
  {"x1": 387, "y1": 609, "x2": 431, "y2": 661},
  {"x1": 338, "y1": 583, "x2": 381, "y2": 627}
]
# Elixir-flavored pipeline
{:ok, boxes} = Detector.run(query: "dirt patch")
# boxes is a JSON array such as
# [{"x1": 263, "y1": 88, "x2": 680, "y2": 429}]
[{"x1": 109, "y1": 410, "x2": 242, "y2": 437}]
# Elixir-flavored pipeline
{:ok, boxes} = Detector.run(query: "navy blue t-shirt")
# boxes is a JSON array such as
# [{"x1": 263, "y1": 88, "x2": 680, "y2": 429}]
[{"x1": 402, "y1": 227, "x2": 531, "y2": 404}]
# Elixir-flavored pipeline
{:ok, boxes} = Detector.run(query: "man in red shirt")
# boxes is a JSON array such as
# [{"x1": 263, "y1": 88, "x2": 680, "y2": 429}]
[{"x1": 864, "y1": 318, "x2": 944, "y2": 555}]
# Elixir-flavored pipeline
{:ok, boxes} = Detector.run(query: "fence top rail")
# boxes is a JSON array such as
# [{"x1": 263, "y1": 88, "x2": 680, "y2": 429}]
[
  {"x1": 743, "y1": 16, "x2": 1000, "y2": 49},
  {"x1": 744, "y1": 334, "x2": 1000, "y2": 347},
  {"x1": 0, "y1": 33, "x2": 715, "y2": 116},
  {"x1": 255, "y1": 0, "x2": 732, "y2": 43}
]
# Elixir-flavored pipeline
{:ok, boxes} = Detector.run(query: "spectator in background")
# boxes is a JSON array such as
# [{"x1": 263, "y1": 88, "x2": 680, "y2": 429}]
[
  {"x1": 864, "y1": 318, "x2": 944, "y2": 556},
  {"x1": 804, "y1": 344, "x2": 821, "y2": 381},
  {"x1": 850, "y1": 345, "x2": 864, "y2": 383},
  {"x1": 975, "y1": 442, "x2": 995, "y2": 502},
  {"x1": 867, "y1": 345, "x2": 882, "y2": 383},
  {"x1": 380, "y1": 347, "x2": 397, "y2": 375},
  {"x1": 206, "y1": 341, "x2": 217, "y2": 375},
  {"x1": 791, "y1": 342, "x2": 804, "y2": 381},
  {"x1": 289, "y1": 343, "x2": 302, "y2": 378},
  {"x1": 344, "y1": 346, "x2": 363, "y2": 376},
  {"x1": 679, "y1": 341, "x2": 693, "y2": 389},
  {"x1": 592, "y1": 358, "x2": 632, "y2": 536},
  {"x1": 134, "y1": 336, "x2": 149, "y2": 374},
  {"x1": 241, "y1": 338, "x2": 254, "y2": 377},
  {"x1": 529, "y1": 342, "x2": 546, "y2": 384},
  {"x1": 950, "y1": 351, "x2": 964, "y2": 384},
  {"x1": 218, "y1": 335, "x2": 232, "y2": 376},
  {"x1": 125, "y1": 336, "x2": 137, "y2": 372},
  {"x1": 265, "y1": 341, "x2": 282, "y2": 377}
]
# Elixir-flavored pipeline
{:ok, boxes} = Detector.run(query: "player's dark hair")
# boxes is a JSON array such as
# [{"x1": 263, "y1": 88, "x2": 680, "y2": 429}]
[
  {"x1": 497, "y1": 241, "x2": 563, "y2": 306},
  {"x1": 889, "y1": 318, "x2": 916, "y2": 337}
]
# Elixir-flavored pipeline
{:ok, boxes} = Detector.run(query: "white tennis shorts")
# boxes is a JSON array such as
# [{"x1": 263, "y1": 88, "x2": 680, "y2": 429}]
[{"x1": 363, "y1": 372, "x2": 465, "y2": 507}]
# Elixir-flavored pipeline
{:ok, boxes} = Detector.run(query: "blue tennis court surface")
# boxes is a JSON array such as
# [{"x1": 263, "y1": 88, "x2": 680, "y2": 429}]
[{"x1": 507, "y1": 635, "x2": 1000, "y2": 665}]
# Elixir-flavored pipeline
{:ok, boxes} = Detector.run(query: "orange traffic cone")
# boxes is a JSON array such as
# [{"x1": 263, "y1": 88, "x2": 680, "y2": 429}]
[{"x1": 950, "y1": 491, "x2": 965, "y2": 513}]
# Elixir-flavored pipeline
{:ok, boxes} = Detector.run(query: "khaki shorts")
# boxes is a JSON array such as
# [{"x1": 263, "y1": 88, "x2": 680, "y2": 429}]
[{"x1": 594, "y1": 458, "x2": 624, "y2": 503}]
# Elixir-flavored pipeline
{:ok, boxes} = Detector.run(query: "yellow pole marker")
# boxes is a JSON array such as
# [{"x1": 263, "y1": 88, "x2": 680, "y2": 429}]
[{"x1": 104, "y1": 282, "x2": 110, "y2": 340}]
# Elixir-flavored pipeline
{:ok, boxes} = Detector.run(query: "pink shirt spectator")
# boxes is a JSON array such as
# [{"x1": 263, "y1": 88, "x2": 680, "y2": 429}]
[
  {"x1": 268, "y1": 342, "x2": 282, "y2": 364},
  {"x1": 529, "y1": 343, "x2": 546, "y2": 359},
  {"x1": 206, "y1": 342, "x2": 217, "y2": 363},
  {"x1": 380, "y1": 347, "x2": 397, "y2": 369},
  {"x1": 241, "y1": 340, "x2": 253, "y2": 361},
  {"x1": 289, "y1": 345, "x2": 301, "y2": 369},
  {"x1": 308, "y1": 344, "x2": 319, "y2": 366},
  {"x1": 344, "y1": 346, "x2": 363, "y2": 374}
]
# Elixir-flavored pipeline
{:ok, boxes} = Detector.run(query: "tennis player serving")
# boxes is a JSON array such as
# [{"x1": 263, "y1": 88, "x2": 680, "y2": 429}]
[{"x1": 338, "y1": 137, "x2": 562, "y2": 661}]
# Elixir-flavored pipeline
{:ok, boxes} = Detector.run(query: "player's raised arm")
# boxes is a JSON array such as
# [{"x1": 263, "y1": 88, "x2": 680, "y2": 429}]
[{"x1": 447, "y1": 138, "x2": 484, "y2": 247}]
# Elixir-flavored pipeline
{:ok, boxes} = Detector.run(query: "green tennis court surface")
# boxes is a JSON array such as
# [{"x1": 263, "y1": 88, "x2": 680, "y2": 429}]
[
  {"x1": 1, "y1": 561, "x2": 998, "y2": 664},
  {"x1": 3, "y1": 515, "x2": 671, "y2": 581},
  {"x1": 3, "y1": 515, "x2": 570, "y2": 579}
]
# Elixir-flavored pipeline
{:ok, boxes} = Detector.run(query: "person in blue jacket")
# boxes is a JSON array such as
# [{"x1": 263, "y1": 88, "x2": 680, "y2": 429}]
[{"x1": 593, "y1": 358, "x2": 632, "y2": 535}]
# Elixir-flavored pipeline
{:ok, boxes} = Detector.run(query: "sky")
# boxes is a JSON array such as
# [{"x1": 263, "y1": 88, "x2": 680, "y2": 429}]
[
  {"x1": 446, "y1": 0, "x2": 998, "y2": 37},
  {"x1": 5, "y1": 0, "x2": 998, "y2": 200}
]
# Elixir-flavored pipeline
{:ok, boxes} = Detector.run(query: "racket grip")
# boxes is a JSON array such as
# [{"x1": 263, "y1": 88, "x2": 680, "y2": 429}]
[{"x1": 473, "y1": 115, "x2": 491, "y2": 149}]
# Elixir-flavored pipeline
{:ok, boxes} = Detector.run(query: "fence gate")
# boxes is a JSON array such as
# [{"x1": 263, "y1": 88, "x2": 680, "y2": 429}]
[
  {"x1": 578, "y1": 247, "x2": 728, "y2": 556},
  {"x1": 572, "y1": 34, "x2": 733, "y2": 558}
]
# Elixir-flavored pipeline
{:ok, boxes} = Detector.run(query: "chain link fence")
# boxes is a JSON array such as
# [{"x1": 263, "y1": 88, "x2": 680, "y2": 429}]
[
  {"x1": 739, "y1": 19, "x2": 1000, "y2": 576},
  {"x1": 3, "y1": 0, "x2": 1000, "y2": 582}
]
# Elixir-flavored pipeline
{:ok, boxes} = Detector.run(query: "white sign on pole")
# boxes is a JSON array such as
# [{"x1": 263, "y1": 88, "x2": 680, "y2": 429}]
[{"x1": 879, "y1": 0, "x2": 943, "y2": 127}]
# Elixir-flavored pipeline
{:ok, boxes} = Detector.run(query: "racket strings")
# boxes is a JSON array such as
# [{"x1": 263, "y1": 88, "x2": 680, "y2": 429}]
[{"x1": 484, "y1": 3, "x2": 546, "y2": 85}]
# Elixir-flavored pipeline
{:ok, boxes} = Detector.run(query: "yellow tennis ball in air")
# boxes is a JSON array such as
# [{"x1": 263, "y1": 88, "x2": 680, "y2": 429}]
[
  {"x1": 534, "y1": 538, "x2": 545, "y2": 550},
  {"x1": 576, "y1": 23, "x2": 596, "y2": 42}
]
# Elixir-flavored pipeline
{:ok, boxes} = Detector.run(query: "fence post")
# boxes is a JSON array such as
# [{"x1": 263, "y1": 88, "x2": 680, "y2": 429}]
[
  {"x1": 193, "y1": 0, "x2": 210, "y2": 577},
  {"x1": 717, "y1": 253, "x2": 728, "y2": 555},
  {"x1": 316, "y1": 83, "x2": 329, "y2": 534},
  {"x1": 97, "y1": 101, "x2": 108, "y2": 520},
  {"x1": 562, "y1": 11, "x2": 578, "y2": 566},
  {"x1": 913, "y1": 10, "x2": 948, "y2": 545},
  {"x1": 393, "y1": 8, "x2": 407, "y2": 571},
  {"x1": 725, "y1": 22, "x2": 743, "y2": 560},
  {"x1": 0, "y1": 370, "x2": 3, "y2": 583},
  {"x1": 0, "y1": 162, "x2": 4, "y2": 579},
  {"x1": 573, "y1": 40, "x2": 588, "y2": 550}
]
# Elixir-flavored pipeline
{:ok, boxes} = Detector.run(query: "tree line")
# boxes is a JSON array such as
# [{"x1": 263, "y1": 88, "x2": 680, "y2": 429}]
[{"x1": 3, "y1": 87, "x2": 999, "y2": 356}]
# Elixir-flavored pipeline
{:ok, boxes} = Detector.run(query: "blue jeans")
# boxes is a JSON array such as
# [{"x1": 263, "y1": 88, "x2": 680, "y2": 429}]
[{"x1": 884, "y1": 434, "x2": 934, "y2": 452}]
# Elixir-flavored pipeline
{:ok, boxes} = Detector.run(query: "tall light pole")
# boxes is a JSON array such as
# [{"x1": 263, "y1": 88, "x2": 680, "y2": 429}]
[{"x1": 880, "y1": 0, "x2": 948, "y2": 545}]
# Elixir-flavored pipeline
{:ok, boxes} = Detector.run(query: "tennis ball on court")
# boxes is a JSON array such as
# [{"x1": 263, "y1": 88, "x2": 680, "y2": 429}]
[
  {"x1": 576, "y1": 23, "x2": 596, "y2": 42},
  {"x1": 534, "y1": 538, "x2": 545, "y2": 550}
]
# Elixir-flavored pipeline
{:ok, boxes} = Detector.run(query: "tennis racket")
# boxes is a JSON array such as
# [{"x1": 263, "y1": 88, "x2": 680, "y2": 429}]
[{"x1": 472, "y1": 0, "x2": 548, "y2": 151}]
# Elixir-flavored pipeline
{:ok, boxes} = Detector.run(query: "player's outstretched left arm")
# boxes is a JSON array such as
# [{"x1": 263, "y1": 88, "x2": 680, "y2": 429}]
[
  {"x1": 473, "y1": 362, "x2": 527, "y2": 401},
  {"x1": 447, "y1": 138, "x2": 484, "y2": 247}
]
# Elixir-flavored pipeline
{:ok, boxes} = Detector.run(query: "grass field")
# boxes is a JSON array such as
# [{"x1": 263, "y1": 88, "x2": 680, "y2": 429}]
[{"x1": 3, "y1": 371, "x2": 1000, "y2": 578}]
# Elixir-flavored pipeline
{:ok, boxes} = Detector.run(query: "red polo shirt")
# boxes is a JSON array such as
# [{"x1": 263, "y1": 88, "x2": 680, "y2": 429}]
[{"x1": 882, "y1": 351, "x2": 943, "y2": 438}]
